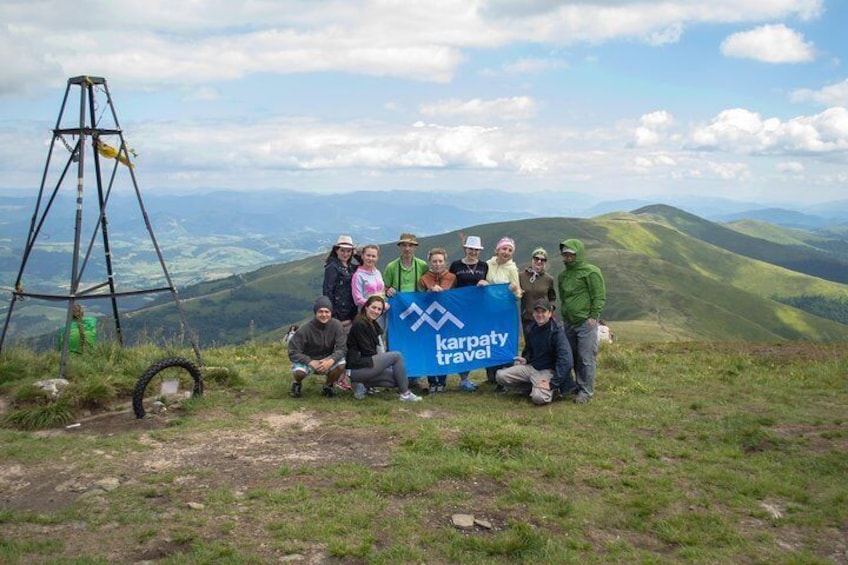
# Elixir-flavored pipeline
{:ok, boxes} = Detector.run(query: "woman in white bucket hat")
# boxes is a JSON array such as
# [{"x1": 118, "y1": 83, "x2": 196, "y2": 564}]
[
  {"x1": 447, "y1": 235, "x2": 489, "y2": 392},
  {"x1": 323, "y1": 235, "x2": 360, "y2": 327}
]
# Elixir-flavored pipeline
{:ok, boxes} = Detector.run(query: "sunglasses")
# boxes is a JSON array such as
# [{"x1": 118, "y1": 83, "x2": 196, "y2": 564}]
[{"x1": 533, "y1": 257, "x2": 547, "y2": 262}]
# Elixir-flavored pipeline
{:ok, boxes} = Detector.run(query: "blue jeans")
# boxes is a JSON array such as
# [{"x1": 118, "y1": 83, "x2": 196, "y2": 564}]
[{"x1": 563, "y1": 320, "x2": 598, "y2": 397}]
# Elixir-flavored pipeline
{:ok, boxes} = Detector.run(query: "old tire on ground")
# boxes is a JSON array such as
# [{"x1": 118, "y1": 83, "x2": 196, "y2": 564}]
[{"x1": 132, "y1": 357, "x2": 203, "y2": 419}]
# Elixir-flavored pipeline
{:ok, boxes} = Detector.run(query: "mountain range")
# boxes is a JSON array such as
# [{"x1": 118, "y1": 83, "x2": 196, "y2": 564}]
[
  {"x1": 2, "y1": 188, "x2": 846, "y2": 293},
  {"x1": 1, "y1": 191, "x2": 846, "y2": 348},
  {"x1": 31, "y1": 206, "x2": 848, "y2": 348}
]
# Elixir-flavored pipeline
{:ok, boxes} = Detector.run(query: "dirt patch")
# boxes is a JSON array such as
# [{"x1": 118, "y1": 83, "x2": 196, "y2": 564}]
[
  {"x1": 1, "y1": 407, "x2": 392, "y2": 516},
  {"x1": 771, "y1": 422, "x2": 848, "y2": 455},
  {"x1": 0, "y1": 406, "x2": 402, "y2": 562}
]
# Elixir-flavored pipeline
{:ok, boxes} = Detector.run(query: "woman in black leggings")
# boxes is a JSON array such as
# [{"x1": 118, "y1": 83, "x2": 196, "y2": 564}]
[{"x1": 346, "y1": 295, "x2": 422, "y2": 402}]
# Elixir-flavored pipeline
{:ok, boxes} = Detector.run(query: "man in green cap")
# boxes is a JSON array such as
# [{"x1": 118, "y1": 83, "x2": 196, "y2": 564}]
[{"x1": 557, "y1": 239, "x2": 606, "y2": 404}]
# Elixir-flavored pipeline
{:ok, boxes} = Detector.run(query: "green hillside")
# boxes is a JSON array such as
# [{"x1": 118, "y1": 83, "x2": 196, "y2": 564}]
[
  {"x1": 631, "y1": 204, "x2": 848, "y2": 284},
  {"x1": 600, "y1": 214, "x2": 847, "y2": 300},
  {"x1": 725, "y1": 218, "x2": 848, "y2": 258},
  {"x1": 110, "y1": 211, "x2": 848, "y2": 347},
  {"x1": 724, "y1": 219, "x2": 821, "y2": 246}
]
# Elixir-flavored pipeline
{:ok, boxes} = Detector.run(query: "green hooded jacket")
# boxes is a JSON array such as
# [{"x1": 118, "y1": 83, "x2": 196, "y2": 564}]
[{"x1": 557, "y1": 238, "x2": 606, "y2": 325}]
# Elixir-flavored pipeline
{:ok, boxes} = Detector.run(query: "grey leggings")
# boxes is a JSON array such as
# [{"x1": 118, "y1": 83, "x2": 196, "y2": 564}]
[{"x1": 349, "y1": 352, "x2": 410, "y2": 393}]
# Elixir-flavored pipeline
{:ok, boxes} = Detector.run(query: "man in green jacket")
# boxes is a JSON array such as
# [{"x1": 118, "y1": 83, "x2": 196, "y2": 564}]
[
  {"x1": 384, "y1": 232, "x2": 428, "y2": 295},
  {"x1": 557, "y1": 238, "x2": 606, "y2": 404},
  {"x1": 383, "y1": 233, "x2": 429, "y2": 391}
]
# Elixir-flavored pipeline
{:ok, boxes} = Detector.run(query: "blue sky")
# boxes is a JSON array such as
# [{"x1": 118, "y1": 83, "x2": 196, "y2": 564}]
[{"x1": 1, "y1": 0, "x2": 846, "y2": 205}]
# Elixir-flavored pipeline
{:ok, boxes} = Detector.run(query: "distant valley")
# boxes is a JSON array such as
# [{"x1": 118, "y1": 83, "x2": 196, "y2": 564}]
[{"x1": 1, "y1": 190, "x2": 846, "y2": 347}]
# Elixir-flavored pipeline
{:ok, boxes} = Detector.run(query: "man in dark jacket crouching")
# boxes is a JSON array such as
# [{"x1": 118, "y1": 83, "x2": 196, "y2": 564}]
[
  {"x1": 495, "y1": 298, "x2": 573, "y2": 405},
  {"x1": 287, "y1": 296, "x2": 347, "y2": 398}
]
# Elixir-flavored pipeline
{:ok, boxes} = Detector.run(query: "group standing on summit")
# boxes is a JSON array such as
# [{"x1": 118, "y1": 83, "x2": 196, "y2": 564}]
[{"x1": 288, "y1": 231, "x2": 607, "y2": 406}]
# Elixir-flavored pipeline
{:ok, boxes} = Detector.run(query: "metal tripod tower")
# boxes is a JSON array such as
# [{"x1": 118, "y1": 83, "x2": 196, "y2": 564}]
[{"x1": 0, "y1": 76, "x2": 201, "y2": 376}]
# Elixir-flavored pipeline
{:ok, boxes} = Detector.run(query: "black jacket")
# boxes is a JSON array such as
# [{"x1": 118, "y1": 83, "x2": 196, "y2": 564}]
[
  {"x1": 346, "y1": 317, "x2": 382, "y2": 369},
  {"x1": 521, "y1": 318, "x2": 573, "y2": 390},
  {"x1": 323, "y1": 256, "x2": 359, "y2": 322}
]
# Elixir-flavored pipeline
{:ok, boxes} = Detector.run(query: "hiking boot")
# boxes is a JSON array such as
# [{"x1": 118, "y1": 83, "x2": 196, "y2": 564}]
[
  {"x1": 354, "y1": 382, "x2": 367, "y2": 400},
  {"x1": 428, "y1": 383, "x2": 438, "y2": 394},
  {"x1": 290, "y1": 381, "x2": 302, "y2": 398},
  {"x1": 399, "y1": 390, "x2": 422, "y2": 402},
  {"x1": 575, "y1": 393, "x2": 591, "y2": 404},
  {"x1": 459, "y1": 379, "x2": 478, "y2": 392},
  {"x1": 494, "y1": 384, "x2": 507, "y2": 394},
  {"x1": 322, "y1": 385, "x2": 336, "y2": 398}
]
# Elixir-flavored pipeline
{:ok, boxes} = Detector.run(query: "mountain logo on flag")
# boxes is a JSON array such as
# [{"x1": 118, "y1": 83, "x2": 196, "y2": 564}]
[{"x1": 398, "y1": 301, "x2": 465, "y2": 332}]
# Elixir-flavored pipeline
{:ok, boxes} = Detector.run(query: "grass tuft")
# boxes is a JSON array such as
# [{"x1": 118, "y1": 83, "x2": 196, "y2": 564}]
[
  {"x1": 457, "y1": 427, "x2": 526, "y2": 458},
  {"x1": 202, "y1": 365, "x2": 244, "y2": 387},
  {"x1": 1, "y1": 398, "x2": 74, "y2": 430}
]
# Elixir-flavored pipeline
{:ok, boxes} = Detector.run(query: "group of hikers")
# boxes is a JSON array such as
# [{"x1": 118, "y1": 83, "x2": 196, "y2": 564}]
[{"x1": 287, "y1": 232, "x2": 608, "y2": 406}]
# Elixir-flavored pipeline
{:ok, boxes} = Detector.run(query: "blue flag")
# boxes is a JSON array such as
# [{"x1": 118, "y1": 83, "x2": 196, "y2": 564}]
[{"x1": 387, "y1": 284, "x2": 520, "y2": 377}]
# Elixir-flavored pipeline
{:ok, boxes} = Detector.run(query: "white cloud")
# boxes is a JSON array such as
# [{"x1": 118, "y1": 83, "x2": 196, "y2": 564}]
[
  {"x1": 131, "y1": 118, "x2": 514, "y2": 173},
  {"x1": 0, "y1": 26, "x2": 64, "y2": 94},
  {"x1": 644, "y1": 23, "x2": 684, "y2": 46},
  {"x1": 500, "y1": 58, "x2": 569, "y2": 75},
  {"x1": 690, "y1": 107, "x2": 848, "y2": 154},
  {"x1": 634, "y1": 110, "x2": 674, "y2": 147},
  {"x1": 419, "y1": 97, "x2": 538, "y2": 122},
  {"x1": 791, "y1": 78, "x2": 848, "y2": 107},
  {"x1": 720, "y1": 24, "x2": 815, "y2": 64},
  {"x1": 630, "y1": 151, "x2": 749, "y2": 183},
  {"x1": 0, "y1": 1, "x2": 827, "y2": 94},
  {"x1": 182, "y1": 87, "x2": 222, "y2": 102},
  {"x1": 641, "y1": 111, "x2": 674, "y2": 129},
  {"x1": 632, "y1": 152, "x2": 677, "y2": 172},
  {"x1": 482, "y1": 0, "x2": 822, "y2": 22},
  {"x1": 480, "y1": 0, "x2": 822, "y2": 45},
  {"x1": 707, "y1": 161, "x2": 751, "y2": 180},
  {"x1": 635, "y1": 128, "x2": 661, "y2": 147},
  {"x1": 776, "y1": 161, "x2": 804, "y2": 173}
]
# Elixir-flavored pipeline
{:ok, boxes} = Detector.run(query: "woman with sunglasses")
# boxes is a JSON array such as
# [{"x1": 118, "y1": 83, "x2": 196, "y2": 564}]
[{"x1": 519, "y1": 247, "x2": 557, "y2": 339}]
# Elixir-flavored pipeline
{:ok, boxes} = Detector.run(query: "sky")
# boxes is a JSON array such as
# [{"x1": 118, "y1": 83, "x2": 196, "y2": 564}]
[{"x1": 0, "y1": 0, "x2": 846, "y2": 206}]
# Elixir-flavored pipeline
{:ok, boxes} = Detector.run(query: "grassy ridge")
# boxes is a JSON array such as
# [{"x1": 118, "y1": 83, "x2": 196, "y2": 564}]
[
  {"x1": 725, "y1": 219, "x2": 823, "y2": 246},
  {"x1": 10, "y1": 209, "x2": 848, "y2": 349},
  {"x1": 632, "y1": 204, "x2": 848, "y2": 284},
  {"x1": 122, "y1": 213, "x2": 848, "y2": 346}
]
